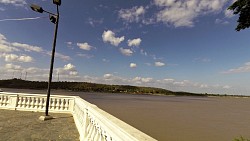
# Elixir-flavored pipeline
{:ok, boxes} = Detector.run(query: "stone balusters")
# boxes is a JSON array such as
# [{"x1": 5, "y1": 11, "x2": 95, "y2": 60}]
[
  {"x1": 49, "y1": 97, "x2": 71, "y2": 111},
  {"x1": 0, "y1": 95, "x2": 9, "y2": 107},
  {"x1": 73, "y1": 98, "x2": 115, "y2": 141},
  {"x1": 0, "y1": 93, "x2": 73, "y2": 113}
]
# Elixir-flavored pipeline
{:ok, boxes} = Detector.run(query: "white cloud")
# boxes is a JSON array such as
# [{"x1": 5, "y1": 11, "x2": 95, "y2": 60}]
[
  {"x1": 25, "y1": 67, "x2": 48, "y2": 74},
  {"x1": 1, "y1": 33, "x2": 66, "y2": 65},
  {"x1": 1, "y1": 33, "x2": 70, "y2": 61},
  {"x1": 224, "y1": 9, "x2": 234, "y2": 18},
  {"x1": 5, "y1": 63, "x2": 22, "y2": 70},
  {"x1": 0, "y1": 17, "x2": 43, "y2": 22},
  {"x1": 0, "y1": 0, "x2": 26, "y2": 6},
  {"x1": 0, "y1": 63, "x2": 80, "y2": 81},
  {"x1": 104, "y1": 73, "x2": 113, "y2": 79},
  {"x1": 193, "y1": 57, "x2": 211, "y2": 63},
  {"x1": 163, "y1": 78, "x2": 175, "y2": 83},
  {"x1": 77, "y1": 53, "x2": 94, "y2": 59},
  {"x1": 12, "y1": 42, "x2": 43, "y2": 52},
  {"x1": 154, "y1": 0, "x2": 175, "y2": 6},
  {"x1": 118, "y1": 6, "x2": 146, "y2": 23},
  {"x1": 0, "y1": 33, "x2": 7, "y2": 42},
  {"x1": 156, "y1": 78, "x2": 233, "y2": 94},
  {"x1": 154, "y1": 0, "x2": 228, "y2": 27},
  {"x1": 66, "y1": 42, "x2": 72, "y2": 45},
  {"x1": 99, "y1": 73, "x2": 129, "y2": 84},
  {"x1": 132, "y1": 76, "x2": 141, "y2": 82},
  {"x1": 120, "y1": 48, "x2": 133, "y2": 56},
  {"x1": 200, "y1": 84, "x2": 209, "y2": 88},
  {"x1": 69, "y1": 71, "x2": 78, "y2": 76},
  {"x1": 87, "y1": 18, "x2": 103, "y2": 27},
  {"x1": 173, "y1": 80, "x2": 192, "y2": 87},
  {"x1": 46, "y1": 52, "x2": 71, "y2": 61},
  {"x1": 223, "y1": 85, "x2": 231, "y2": 89},
  {"x1": 1, "y1": 37, "x2": 42, "y2": 53},
  {"x1": 0, "y1": 7, "x2": 5, "y2": 11},
  {"x1": 0, "y1": 34, "x2": 19, "y2": 53},
  {"x1": 18, "y1": 55, "x2": 33, "y2": 62},
  {"x1": 215, "y1": 18, "x2": 229, "y2": 25},
  {"x1": 56, "y1": 68, "x2": 68, "y2": 75},
  {"x1": 77, "y1": 42, "x2": 93, "y2": 51},
  {"x1": 64, "y1": 63, "x2": 76, "y2": 71},
  {"x1": 57, "y1": 64, "x2": 79, "y2": 78},
  {"x1": 102, "y1": 58, "x2": 110, "y2": 63},
  {"x1": 155, "y1": 61, "x2": 165, "y2": 67},
  {"x1": 151, "y1": 54, "x2": 164, "y2": 60},
  {"x1": 56, "y1": 52, "x2": 71, "y2": 61},
  {"x1": 141, "y1": 77, "x2": 153, "y2": 83},
  {"x1": 56, "y1": 64, "x2": 79, "y2": 79},
  {"x1": 102, "y1": 30, "x2": 125, "y2": 46},
  {"x1": 140, "y1": 49, "x2": 148, "y2": 56},
  {"x1": 132, "y1": 77, "x2": 153, "y2": 84},
  {"x1": 130, "y1": 63, "x2": 137, "y2": 68},
  {"x1": 0, "y1": 45, "x2": 18, "y2": 53},
  {"x1": 0, "y1": 53, "x2": 33, "y2": 62},
  {"x1": 2, "y1": 53, "x2": 17, "y2": 62},
  {"x1": 215, "y1": 6, "x2": 235, "y2": 25},
  {"x1": 12, "y1": 43, "x2": 43, "y2": 53},
  {"x1": 142, "y1": 18, "x2": 156, "y2": 25},
  {"x1": 66, "y1": 42, "x2": 73, "y2": 49},
  {"x1": 222, "y1": 62, "x2": 250, "y2": 74},
  {"x1": 128, "y1": 38, "x2": 142, "y2": 47}
]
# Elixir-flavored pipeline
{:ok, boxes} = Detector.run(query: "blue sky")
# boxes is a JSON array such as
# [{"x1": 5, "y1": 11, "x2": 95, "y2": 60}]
[{"x1": 1, "y1": 0, "x2": 250, "y2": 95}]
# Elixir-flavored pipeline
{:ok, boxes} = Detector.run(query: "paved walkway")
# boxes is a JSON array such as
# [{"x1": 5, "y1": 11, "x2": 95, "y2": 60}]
[{"x1": 0, "y1": 109, "x2": 79, "y2": 141}]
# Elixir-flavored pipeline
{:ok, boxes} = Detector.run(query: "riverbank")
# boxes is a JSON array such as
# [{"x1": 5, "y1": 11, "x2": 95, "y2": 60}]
[{"x1": 1, "y1": 78, "x2": 244, "y2": 97}]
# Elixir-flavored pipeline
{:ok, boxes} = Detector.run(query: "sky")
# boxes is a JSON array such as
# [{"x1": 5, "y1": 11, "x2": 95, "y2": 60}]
[{"x1": 0, "y1": 0, "x2": 250, "y2": 95}]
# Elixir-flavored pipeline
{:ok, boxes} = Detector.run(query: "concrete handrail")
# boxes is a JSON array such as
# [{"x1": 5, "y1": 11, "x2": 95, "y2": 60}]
[{"x1": 0, "y1": 92, "x2": 157, "y2": 141}]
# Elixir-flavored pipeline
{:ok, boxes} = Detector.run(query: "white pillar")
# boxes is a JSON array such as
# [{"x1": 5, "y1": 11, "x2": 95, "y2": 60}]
[{"x1": 9, "y1": 95, "x2": 18, "y2": 110}]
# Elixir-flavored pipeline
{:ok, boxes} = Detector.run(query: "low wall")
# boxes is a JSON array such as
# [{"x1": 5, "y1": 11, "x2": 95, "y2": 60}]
[{"x1": 0, "y1": 92, "x2": 157, "y2": 141}]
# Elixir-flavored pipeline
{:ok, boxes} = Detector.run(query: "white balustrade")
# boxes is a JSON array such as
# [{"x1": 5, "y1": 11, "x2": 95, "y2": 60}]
[
  {"x1": 0, "y1": 92, "x2": 157, "y2": 141},
  {"x1": 0, "y1": 92, "x2": 74, "y2": 113}
]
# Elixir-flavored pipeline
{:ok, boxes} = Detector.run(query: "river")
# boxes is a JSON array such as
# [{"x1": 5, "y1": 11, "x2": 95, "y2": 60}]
[{"x1": 1, "y1": 88, "x2": 250, "y2": 141}]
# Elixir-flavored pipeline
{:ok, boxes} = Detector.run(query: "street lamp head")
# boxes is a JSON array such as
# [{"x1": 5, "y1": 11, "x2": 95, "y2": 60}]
[
  {"x1": 30, "y1": 4, "x2": 44, "y2": 13},
  {"x1": 50, "y1": 15, "x2": 57, "y2": 24},
  {"x1": 53, "y1": 0, "x2": 61, "y2": 6}
]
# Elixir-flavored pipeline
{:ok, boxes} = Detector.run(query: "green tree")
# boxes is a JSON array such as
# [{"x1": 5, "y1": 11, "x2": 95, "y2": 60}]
[
  {"x1": 233, "y1": 136, "x2": 250, "y2": 141},
  {"x1": 228, "y1": 0, "x2": 250, "y2": 31}
]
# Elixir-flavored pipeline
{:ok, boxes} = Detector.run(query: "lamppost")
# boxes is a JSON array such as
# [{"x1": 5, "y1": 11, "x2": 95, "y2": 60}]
[{"x1": 30, "y1": 0, "x2": 61, "y2": 120}]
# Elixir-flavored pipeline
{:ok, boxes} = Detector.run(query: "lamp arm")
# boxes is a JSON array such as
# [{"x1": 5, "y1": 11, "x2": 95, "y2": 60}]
[{"x1": 43, "y1": 10, "x2": 57, "y2": 16}]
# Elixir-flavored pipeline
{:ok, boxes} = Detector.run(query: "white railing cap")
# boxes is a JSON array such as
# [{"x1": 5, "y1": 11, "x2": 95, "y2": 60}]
[{"x1": 0, "y1": 92, "x2": 76, "y2": 99}]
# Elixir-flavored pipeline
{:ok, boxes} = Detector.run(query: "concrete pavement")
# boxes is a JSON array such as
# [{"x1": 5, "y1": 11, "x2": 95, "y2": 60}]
[{"x1": 0, "y1": 109, "x2": 79, "y2": 141}]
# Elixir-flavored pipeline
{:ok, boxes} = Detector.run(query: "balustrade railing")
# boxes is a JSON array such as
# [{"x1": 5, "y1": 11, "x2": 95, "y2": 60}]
[
  {"x1": 0, "y1": 92, "x2": 157, "y2": 141},
  {"x1": 0, "y1": 92, "x2": 74, "y2": 112}
]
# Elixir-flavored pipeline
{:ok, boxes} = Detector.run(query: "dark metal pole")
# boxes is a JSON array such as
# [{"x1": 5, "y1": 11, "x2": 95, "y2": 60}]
[{"x1": 45, "y1": 5, "x2": 59, "y2": 116}]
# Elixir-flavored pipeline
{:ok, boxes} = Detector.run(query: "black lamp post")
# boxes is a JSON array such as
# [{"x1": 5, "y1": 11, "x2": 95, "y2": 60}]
[{"x1": 30, "y1": 0, "x2": 61, "y2": 120}]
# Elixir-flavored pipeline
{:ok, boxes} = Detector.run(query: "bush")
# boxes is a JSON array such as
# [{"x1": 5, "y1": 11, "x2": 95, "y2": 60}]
[{"x1": 233, "y1": 136, "x2": 250, "y2": 141}]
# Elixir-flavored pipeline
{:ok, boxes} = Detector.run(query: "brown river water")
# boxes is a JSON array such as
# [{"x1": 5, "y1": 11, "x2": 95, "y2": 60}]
[{"x1": 2, "y1": 88, "x2": 250, "y2": 141}]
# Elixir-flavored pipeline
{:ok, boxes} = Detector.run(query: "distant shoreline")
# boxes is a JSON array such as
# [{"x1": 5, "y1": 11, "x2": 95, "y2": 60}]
[{"x1": 0, "y1": 78, "x2": 249, "y2": 98}]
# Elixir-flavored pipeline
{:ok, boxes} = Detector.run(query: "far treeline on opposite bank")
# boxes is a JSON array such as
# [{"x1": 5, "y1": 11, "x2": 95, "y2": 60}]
[{"x1": 0, "y1": 78, "x2": 246, "y2": 97}]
